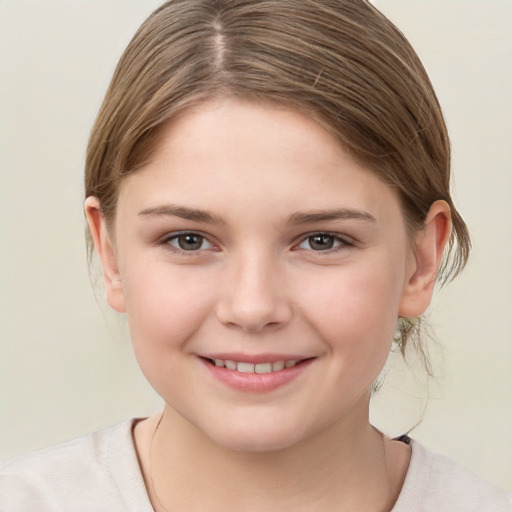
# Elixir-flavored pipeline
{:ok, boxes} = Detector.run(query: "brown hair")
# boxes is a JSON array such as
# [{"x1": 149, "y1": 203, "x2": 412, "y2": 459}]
[{"x1": 85, "y1": 0, "x2": 471, "y2": 353}]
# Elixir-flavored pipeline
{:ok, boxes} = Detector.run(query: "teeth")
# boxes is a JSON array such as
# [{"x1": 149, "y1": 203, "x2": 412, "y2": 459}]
[
  {"x1": 255, "y1": 363, "x2": 272, "y2": 374},
  {"x1": 211, "y1": 358, "x2": 299, "y2": 373},
  {"x1": 237, "y1": 362, "x2": 255, "y2": 373},
  {"x1": 272, "y1": 360, "x2": 285, "y2": 371}
]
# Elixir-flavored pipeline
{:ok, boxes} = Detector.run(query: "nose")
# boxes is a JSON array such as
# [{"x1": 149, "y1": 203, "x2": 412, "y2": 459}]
[{"x1": 215, "y1": 253, "x2": 293, "y2": 332}]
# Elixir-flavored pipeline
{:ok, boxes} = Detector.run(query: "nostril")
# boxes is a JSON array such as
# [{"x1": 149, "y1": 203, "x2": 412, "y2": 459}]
[
  {"x1": 215, "y1": 289, "x2": 293, "y2": 332},
  {"x1": 240, "y1": 320, "x2": 280, "y2": 332}
]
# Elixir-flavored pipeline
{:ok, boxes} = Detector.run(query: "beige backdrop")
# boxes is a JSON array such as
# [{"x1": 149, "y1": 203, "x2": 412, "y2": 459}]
[{"x1": 1, "y1": 0, "x2": 511, "y2": 491}]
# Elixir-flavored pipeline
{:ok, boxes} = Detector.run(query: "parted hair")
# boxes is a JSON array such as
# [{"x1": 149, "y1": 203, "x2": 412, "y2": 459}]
[{"x1": 85, "y1": 0, "x2": 471, "y2": 355}]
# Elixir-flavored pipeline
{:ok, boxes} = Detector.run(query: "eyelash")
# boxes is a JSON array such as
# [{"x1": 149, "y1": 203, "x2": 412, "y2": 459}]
[
  {"x1": 158, "y1": 231, "x2": 353, "y2": 255},
  {"x1": 295, "y1": 232, "x2": 353, "y2": 253},
  {"x1": 159, "y1": 231, "x2": 215, "y2": 255}
]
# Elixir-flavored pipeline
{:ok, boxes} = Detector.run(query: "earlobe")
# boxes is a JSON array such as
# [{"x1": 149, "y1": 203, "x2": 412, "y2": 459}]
[
  {"x1": 399, "y1": 200, "x2": 452, "y2": 317},
  {"x1": 84, "y1": 197, "x2": 126, "y2": 313}
]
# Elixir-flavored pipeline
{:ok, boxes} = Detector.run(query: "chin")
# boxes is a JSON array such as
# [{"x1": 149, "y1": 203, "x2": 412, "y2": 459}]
[
  {"x1": 215, "y1": 430, "x2": 301, "y2": 453},
  {"x1": 201, "y1": 416, "x2": 308, "y2": 453}
]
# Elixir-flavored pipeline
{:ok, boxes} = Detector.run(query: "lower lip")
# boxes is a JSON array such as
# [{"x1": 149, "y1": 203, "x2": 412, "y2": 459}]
[{"x1": 200, "y1": 358, "x2": 314, "y2": 393}]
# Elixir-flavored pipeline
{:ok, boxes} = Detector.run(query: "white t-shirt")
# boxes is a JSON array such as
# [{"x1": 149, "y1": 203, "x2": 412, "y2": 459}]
[{"x1": 1, "y1": 419, "x2": 510, "y2": 511}]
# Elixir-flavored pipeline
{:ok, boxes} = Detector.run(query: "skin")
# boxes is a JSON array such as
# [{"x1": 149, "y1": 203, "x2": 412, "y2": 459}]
[{"x1": 86, "y1": 98, "x2": 451, "y2": 511}]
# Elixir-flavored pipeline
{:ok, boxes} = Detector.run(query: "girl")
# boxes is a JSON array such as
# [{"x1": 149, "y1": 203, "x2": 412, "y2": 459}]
[{"x1": 1, "y1": 1, "x2": 510, "y2": 510}]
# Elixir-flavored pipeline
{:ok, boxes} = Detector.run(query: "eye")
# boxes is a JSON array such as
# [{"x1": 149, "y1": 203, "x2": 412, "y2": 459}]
[
  {"x1": 297, "y1": 233, "x2": 350, "y2": 251},
  {"x1": 165, "y1": 232, "x2": 214, "y2": 252}
]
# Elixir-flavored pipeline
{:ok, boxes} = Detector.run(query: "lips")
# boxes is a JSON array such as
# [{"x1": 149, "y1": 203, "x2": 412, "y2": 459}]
[
  {"x1": 209, "y1": 358, "x2": 299, "y2": 374},
  {"x1": 199, "y1": 354, "x2": 315, "y2": 392}
]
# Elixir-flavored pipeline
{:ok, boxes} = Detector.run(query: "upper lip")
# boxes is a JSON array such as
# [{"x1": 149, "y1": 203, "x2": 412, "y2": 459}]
[{"x1": 198, "y1": 353, "x2": 315, "y2": 364}]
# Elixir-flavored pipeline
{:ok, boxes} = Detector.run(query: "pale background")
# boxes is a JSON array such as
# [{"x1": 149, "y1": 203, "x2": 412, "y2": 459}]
[{"x1": 0, "y1": 0, "x2": 511, "y2": 492}]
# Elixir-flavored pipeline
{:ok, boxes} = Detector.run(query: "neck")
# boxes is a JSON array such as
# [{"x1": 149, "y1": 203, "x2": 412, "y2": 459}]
[{"x1": 135, "y1": 402, "x2": 409, "y2": 512}]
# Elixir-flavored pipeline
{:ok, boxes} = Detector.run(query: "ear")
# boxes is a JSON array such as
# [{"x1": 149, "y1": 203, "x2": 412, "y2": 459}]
[
  {"x1": 84, "y1": 197, "x2": 126, "y2": 313},
  {"x1": 399, "y1": 200, "x2": 452, "y2": 317}
]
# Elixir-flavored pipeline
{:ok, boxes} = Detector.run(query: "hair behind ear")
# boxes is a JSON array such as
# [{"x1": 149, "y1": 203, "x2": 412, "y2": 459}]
[{"x1": 399, "y1": 200, "x2": 452, "y2": 318}]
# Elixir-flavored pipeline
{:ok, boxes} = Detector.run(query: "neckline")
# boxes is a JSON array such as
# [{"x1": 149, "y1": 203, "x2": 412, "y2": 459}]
[{"x1": 121, "y1": 418, "x2": 422, "y2": 512}]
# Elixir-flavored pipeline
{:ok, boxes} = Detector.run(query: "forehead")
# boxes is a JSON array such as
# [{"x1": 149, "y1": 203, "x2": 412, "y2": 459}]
[
  {"x1": 117, "y1": 98, "x2": 404, "y2": 228},
  {"x1": 149, "y1": 99, "x2": 345, "y2": 172}
]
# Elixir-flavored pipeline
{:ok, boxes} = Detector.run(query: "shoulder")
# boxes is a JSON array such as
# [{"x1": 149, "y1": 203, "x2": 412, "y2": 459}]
[
  {"x1": 0, "y1": 419, "x2": 152, "y2": 512},
  {"x1": 393, "y1": 439, "x2": 512, "y2": 512}
]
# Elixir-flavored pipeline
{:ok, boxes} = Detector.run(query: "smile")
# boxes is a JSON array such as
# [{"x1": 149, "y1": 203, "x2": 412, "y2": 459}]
[
  {"x1": 211, "y1": 359, "x2": 299, "y2": 374},
  {"x1": 200, "y1": 355, "x2": 315, "y2": 392}
]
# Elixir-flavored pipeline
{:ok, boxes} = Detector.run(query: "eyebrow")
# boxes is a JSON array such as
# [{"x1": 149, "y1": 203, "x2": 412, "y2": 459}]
[
  {"x1": 138, "y1": 204, "x2": 376, "y2": 226},
  {"x1": 287, "y1": 208, "x2": 376, "y2": 225},
  {"x1": 138, "y1": 205, "x2": 226, "y2": 225}
]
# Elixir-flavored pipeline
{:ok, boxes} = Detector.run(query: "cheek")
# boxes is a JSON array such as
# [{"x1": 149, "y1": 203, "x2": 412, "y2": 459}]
[
  {"x1": 120, "y1": 262, "x2": 215, "y2": 370},
  {"x1": 296, "y1": 259, "x2": 404, "y2": 360}
]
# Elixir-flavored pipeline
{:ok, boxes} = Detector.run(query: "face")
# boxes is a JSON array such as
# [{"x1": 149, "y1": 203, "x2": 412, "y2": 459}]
[{"x1": 93, "y1": 99, "x2": 431, "y2": 452}]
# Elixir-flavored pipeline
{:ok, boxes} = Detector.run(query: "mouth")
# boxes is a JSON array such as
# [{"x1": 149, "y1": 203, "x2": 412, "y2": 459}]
[
  {"x1": 202, "y1": 357, "x2": 303, "y2": 374},
  {"x1": 199, "y1": 355, "x2": 316, "y2": 392}
]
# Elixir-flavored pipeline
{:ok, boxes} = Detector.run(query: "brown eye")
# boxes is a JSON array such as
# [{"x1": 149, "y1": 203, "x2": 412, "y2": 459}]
[
  {"x1": 167, "y1": 233, "x2": 212, "y2": 251},
  {"x1": 297, "y1": 233, "x2": 349, "y2": 252},
  {"x1": 308, "y1": 234, "x2": 335, "y2": 250},
  {"x1": 178, "y1": 234, "x2": 203, "y2": 250}
]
